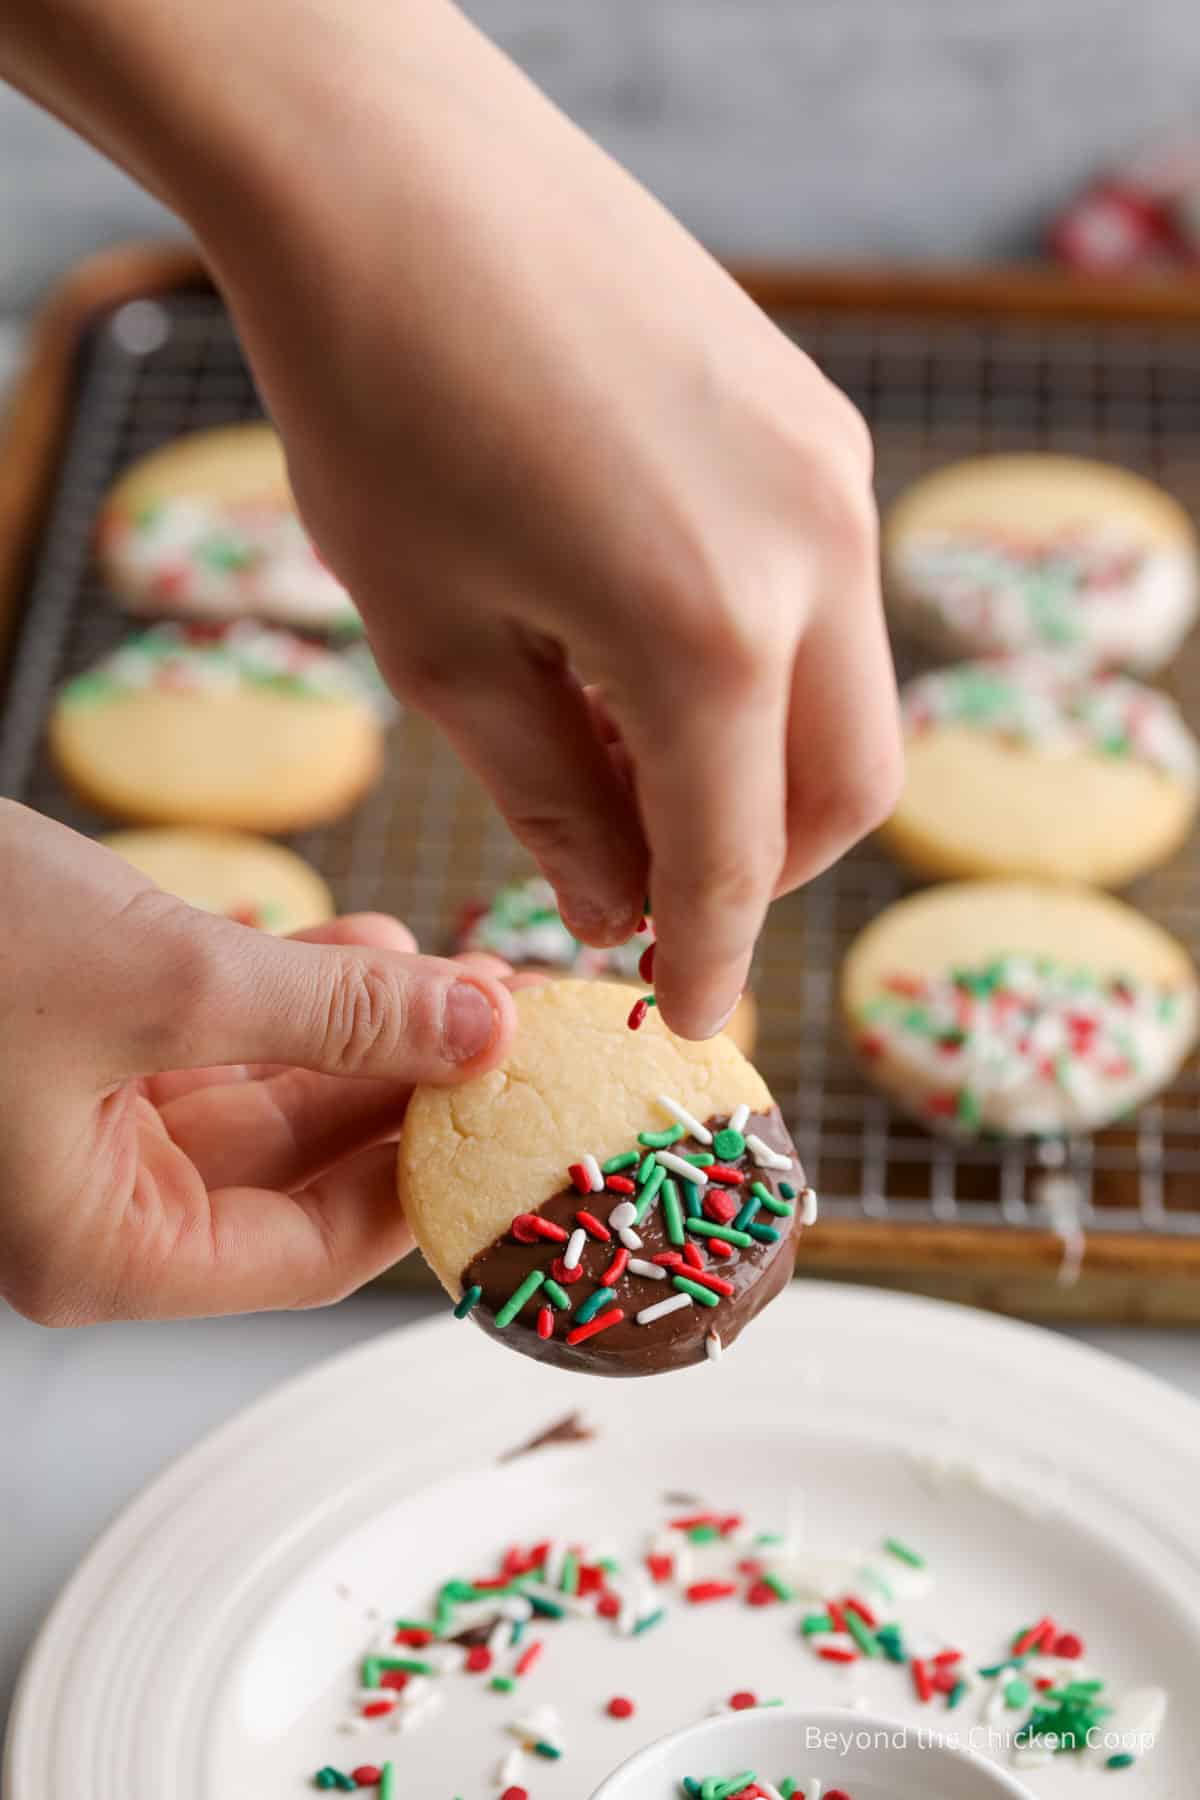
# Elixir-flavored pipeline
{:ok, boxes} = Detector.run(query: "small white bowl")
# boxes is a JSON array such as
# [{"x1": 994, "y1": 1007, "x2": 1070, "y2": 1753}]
[{"x1": 589, "y1": 1705, "x2": 1036, "y2": 1800}]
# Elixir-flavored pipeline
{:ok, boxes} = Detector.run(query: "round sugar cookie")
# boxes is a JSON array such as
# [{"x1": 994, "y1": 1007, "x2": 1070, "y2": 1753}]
[
  {"x1": 883, "y1": 454, "x2": 1199, "y2": 671},
  {"x1": 97, "y1": 423, "x2": 360, "y2": 632},
  {"x1": 398, "y1": 979, "x2": 811, "y2": 1377},
  {"x1": 843, "y1": 880, "x2": 1198, "y2": 1139},
  {"x1": 101, "y1": 828, "x2": 334, "y2": 933},
  {"x1": 50, "y1": 622, "x2": 384, "y2": 832},
  {"x1": 456, "y1": 876, "x2": 758, "y2": 1055},
  {"x1": 881, "y1": 656, "x2": 1200, "y2": 886}
]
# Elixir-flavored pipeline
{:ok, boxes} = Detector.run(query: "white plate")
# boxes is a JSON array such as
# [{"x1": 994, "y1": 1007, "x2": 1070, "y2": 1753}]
[{"x1": 5, "y1": 1283, "x2": 1200, "y2": 1800}]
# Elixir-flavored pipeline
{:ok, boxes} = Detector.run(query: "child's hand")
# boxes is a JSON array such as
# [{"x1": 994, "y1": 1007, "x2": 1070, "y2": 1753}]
[{"x1": 0, "y1": 803, "x2": 516, "y2": 1326}]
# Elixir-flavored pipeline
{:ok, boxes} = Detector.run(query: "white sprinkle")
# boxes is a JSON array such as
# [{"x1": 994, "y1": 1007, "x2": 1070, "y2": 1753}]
[
  {"x1": 541, "y1": 1541, "x2": 566, "y2": 1589},
  {"x1": 805, "y1": 1779, "x2": 823, "y2": 1800},
  {"x1": 563, "y1": 1228, "x2": 586, "y2": 1271},
  {"x1": 705, "y1": 1330, "x2": 723, "y2": 1362},
  {"x1": 487, "y1": 1616, "x2": 512, "y2": 1654},
  {"x1": 801, "y1": 1185, "x2": 819, "y2": 1226},
  {"x1": 637, "y1": 1292, "x2": 693, "y2": 1325},
  {"x1": 582, "y1": 1153, "x2": 604, "y2": 1193},
  {"x1": 498, "y1": 1745, "x2": 525, "y2": 1784},
  {"x1": 618, "y1": 1226, "x2": 643, "y2": 1251},
  {"x1": 608, "y1": 1200, "x2": 637, "y2": 1230},
  {"x1": 395, "y1": 1690, "x2": 442, "y2": 1732},
  {"x1": 729, "y1": 1103, "x2": 751, "y2": 1133},
  {"x1": 424, "y1": 1643, "x2": 466, "y2": 1673},
  {"x1": 398, "y1": 1675, "x2": 431, "y2": 1706},
  {"x1": 655, "y1": 1149, "x2": 708, "y2": 1186},
  {"x1": 756, "y1": 1784, "x2": 786, "y2": 1800},
  {"x1": 498, "y1": 1595, "x2": 533, "y2": 1621},
  {"x1": 628, "y1": 1258, "x2": 667, "y2": 1280},
  {"x1": 746, "y1": 1133, "x2": 792, "y2": 1171},
  {"x1": 655, "y1": 1094, "x2": 712, "y2": 1144}
]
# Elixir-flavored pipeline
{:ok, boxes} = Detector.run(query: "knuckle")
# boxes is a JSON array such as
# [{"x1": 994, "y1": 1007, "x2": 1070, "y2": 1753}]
[
  {"x1": 823, "y1": 740, "x2": 905, "y2": 844},
  {"x1": 826, "y1": 383, "x2": 875, "y2": 479},
  {"x1": 319, "y1": 957, "x2": 406, "y2": 1074},
  {"x1": 691, "y1": 833, "x2": 785, "y2": 923}
]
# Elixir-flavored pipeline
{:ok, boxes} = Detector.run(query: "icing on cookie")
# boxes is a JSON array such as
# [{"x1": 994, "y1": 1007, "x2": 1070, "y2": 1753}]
[
  {"x1": 902, "y1": 657, "x2": 1200, "y2": 783},
  {"x1": 895, "y1": 526, "x2": 1196, "y2": 668},
  {"x1": 459, "y1": 877, "x2": 650, "y2": 978},
  {"x1": 856, "y1": 955, "x2": 1196, "y2": 1137},
  {"x1": 458, "y1": 1105, "x2": 812, "y2": 1375},
  {"x1": 61, "y1": 622, "x2": 383, "y2": 711},
  {"x1": 103, "y1": 496, "x2": 360, "y2": 630}
]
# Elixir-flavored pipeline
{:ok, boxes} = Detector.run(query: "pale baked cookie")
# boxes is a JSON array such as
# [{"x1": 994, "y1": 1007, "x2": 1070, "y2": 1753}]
[
  {"x1": 101, "y1": 827, "x2": 334, "y2": 932},
  {"x1": 456, "y1": 876, "x2": 758, "y2": 1055},
  {"x1": 97, "y1": 423, "x2": 360, "y2": 632},
  {"x1": 50, "y1": 622, "x2": 385, "y2": 832},
  {"x1": 398, "y1": 979, "x2": 813, "y2": 1376},
  {"x1": 884, "y1": 454, "x2": 1199, "y2": 671},
  {"x1": 881, "y1": 655, "x2": 1200, "y2": 886},
  {"x1": 843, "y1": 881, "x2": 1198, "y2": 1138}
]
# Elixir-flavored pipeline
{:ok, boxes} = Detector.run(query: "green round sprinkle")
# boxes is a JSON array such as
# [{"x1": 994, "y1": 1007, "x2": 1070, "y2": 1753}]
[
  {"x1": 1005, "y1": 1677, "x2": 1032, "y2": 1708},
  {"x1": 453, "y1": 1285, "x2": 482, "y2": 1320},
  {"x1": 494, "y1": 1267, "x2": 546, "y2": 1329},
  {"x1": 671, "y1": 1274, "x2": 720, "y2": 1308},
  {"x1": 713, "y1": 1128, "x2": 745, "y2": 1159},
  {"x1": 1106, "y1": 1753, "x2": 1136, "y2": 1770},
  {"x1": 574, "y1": 1286, "x2": 617, "y2": 1326}
]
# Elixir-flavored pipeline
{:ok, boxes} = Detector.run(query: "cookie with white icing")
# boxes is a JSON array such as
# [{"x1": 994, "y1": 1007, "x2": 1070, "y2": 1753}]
[
  {"x1": 102, "y1": 827, "x2": 334, "y2": 933},
  {"x1": 457, "y1": 876, "x2": 758, "y2": 1055},
  {"x1": 50, "y1": 622, "x2": 384, "y2": 832},
  {"x1": 884, "y1": 454, "x2": 1198, "y2": 671},
  {"x1": 843, "y1": 881, "x2": 1198, "y2": 1138},
  {"x1": 398, "y1": 979, "x2": 812, "y2": 1376},
  {"x1": 97, "y1": 423, "x2": 360, "y2": 632},
  {"x1": 881, "y1": 655, "x2": 1199, "y2": 886}
]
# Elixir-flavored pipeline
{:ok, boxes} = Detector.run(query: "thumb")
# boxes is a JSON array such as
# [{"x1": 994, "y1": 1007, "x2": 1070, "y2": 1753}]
[{"x1": 105, "y1": 901, "x2": 517, "y2": 1083}]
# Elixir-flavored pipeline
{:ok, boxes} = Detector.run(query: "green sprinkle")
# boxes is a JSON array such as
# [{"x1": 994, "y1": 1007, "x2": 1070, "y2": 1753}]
[
  {"x1": 732, "y1": 1192, "x2": 761, "y2": 1231},
  {"x1": 844, "y1": 1607, "x2": 880, "y2": 1657},
  {"x1": 543, "y1": 1278, "x2": 571, "y2": 1311},
  {"x1": 958, "y1": 1086, "x2": 982, "y2": 1130},
  {"x1": 947, "y1": 1678, "x2": 968, "y2": 1710},
  {"x1": 1005, "y1": 1677, "x2": 1032, "y2": 1708},
  {"x1": 634, "y1": 1161, "x2": 667, "y2": 1222},
  {"x1": 753, "y1": 1181, "x2": 794, "y2": 1216},
  {"x1": 560, "y1": 1549, "x2": 579, "y2": 1594},
  {"x1": 490, "y1": 1674, "x2": 516, "y2": 1692},
  {"x1": 662, "y1": 1178, "x2": 686, "y2": 1246},
  {"x1": 979, "y1": 1660, "x2": 1021, "y2": 1678},
  {"x1": 672, "y1": 1274, "x2": 721, "y2": 1308},
  {"x1": 713, "y1": 1128, "x2": 745, "y2": 1159},
  {"x1": 314, "y1": 1770, "x2": 343, "y2": 1791},
  {"x1": 533, "y1": 1740, "x2": 562, "y2": 1759},
  {"x1": 883, "y1": 1537, "x2": 925, "y2": 1568},
  {"x1": 494, "y1": 1268, "x2": 546, "y2": 1328},
  {"x1": 1106, "y1": 1754, "x2": 1136, "y2": 1770},
  {"x1": 684, "y1": 1151, "x2": 715, "y2": 1166},
  {"x1": 763, "y1": 1571, "x2": 794, "y2": 1601},
  {"x1": 574, "y1": 1286, "x2": 617, "y2": 1325},
  {"x1": 876, "y1": 1623, "x2": 907, "y2": 1664},
  {"x1": 801, "y1": 1612, "x2": 834, "y2": 1635},
  {"x1": 686, "y1": 1219, "x2": 753, "y2": 1247},
  {"x1": 393, "y1": 1617, "x2": 437, "y2": 1634},
  {"x1": 528, "y1": 1594, "x2": 565, "y2": 1619},
  {"x1": 603, "y1": 1151, "x2": 640, "y2": 1173},
  {"x1": 453, "y1": 1285, "x2": 482, "y2": 1320},
  {"x1": 716, "y1": 1774, "x2": 757, "y2": 1799},
  {"x1": 748, "y1": 1222, "x2": 781, "y2": 1243},
  {"x1": 638, "y1": 1150, "x2": 657, "y2": 1183},
  {"x1": 779, "y1": 1180, "x2": 796, "y2": 1199},
  {"x1": 640, "y1": 1125, "x2": 686, "y2": 1148},
  {"x1": 688, "y1": 1523, "x2": 722, "y2": 1543},
  {"x1": 681, "y1": 1180, "x2": 704, "y2": 1218},
  {"x1": 379, "y1": 1766, "x2": 398, "y2": 1800},
  {"x1": 61, "y1": 670, "x2": 122, "y2": 708},
  {"x1": 779, "y1": 1783, "x2": 797, "y2": 1799},
  {"x1": 366, "y1": 1655, "x2": 434, "y2": 1680},
  {"x1": 633, "y1": 1607, "x2": 666, "y2": 1635}
]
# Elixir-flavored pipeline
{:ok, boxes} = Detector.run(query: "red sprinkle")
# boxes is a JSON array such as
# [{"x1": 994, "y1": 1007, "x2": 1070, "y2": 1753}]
[
  {"x1": 393, "y1": 1627, "x2": 433, "y2": 1646},
  {"x1": 709, "y1": 1239, "x2": 734, "y2": 1259},
  {"x1": 465, "y1": 1645, "x2": 492, "y2": 1673},
  {"x1": 536, "y1": 1305, "x2": 554, "y2": 1340},
  {"x1": 818, "y1": 1646, "x2": 858, "y2": 1664},
  {"x1": 606, "y1": 1175, "x2": 636, "y2": 1194},
  {"x1": 706, "y1": 1165, "x2": 745, "y2": 1185},
  {"x1": 682, "y1": 1242, "x2": 705, "y2": 1272},
  {"x1": 576, "y1": 1210, "x2": 611, "y2": 1242},
  {"x1": 686, "y1": 1580, "x2": 738, "y2": 1603},
  {"x1": 670, "y1": 1513, "x2": 718, "y2": 1530},
  {"x1": 351, "y1": 1768, "x2": 382, "y2": 1788},
  {"x1": 912, "y1": 1657, "x2": 934, "y2": 1703},
  {"x1": 858, "y1": 1030, "x2": 885, "y2": 1061},
  {"x1": 500, "y1": 1789, "x2": 529, "y2": 1800},
  {"x1": 362, "y1": 1700, "x2": 393, "y2": 1718},
  {"x1": 379, "y1": 1670, "x2": 408, "y2": 1692},
  {"x1": 511, "y1": 1212, "x2": 569, "y2": 1244},
  {"x1": 729, "y1": 1690, "x2": 757, "y2": 1710},
  {"x1": 549, "y1": 1256, "x2": 584, "y2": 1285},
  {"x1": 646, "y1": 1552, "x2": 674, "y2": 1582},
  {"x1": 1054, "y1": 1631, "x2": 1085, "y2": 1659},
  {"x1": 1035, "y1": 1677, "x2": 1055, "y2": 1692},
  {"x1": 932, "y1": 1667, "x2": 960, "y2": 1695},
  {"x1": 638, "y1": 942, "x2": 656, "y2": 983},
  {"x1": 1012, "y1": 1618, "x2": 1055, "y2": 1657},
  {"x1": 826, "y1": 1600, "x2": 847, "y2": 1634},
  {"x1": 719, "y1": 1515, "x2": 743, "y2": 1534},
  {"x1": 746, "y1": 1581, "x2": 776, "y2": 1606},
  {"x1": 568, "y1": 1162, "x2": 592, "y2": 1194},
  {"x1": 566, "y1": 1306, "x2": 624, "y2": 1346},
  {"x1": 678, "y1": 1267, "x2": 735, "y2": 1297},
  {"x1": 627, "y1": 998, "x2": 650, "y2": 1031},
  {"x1": 826, "y1": 1792, "x2": 853, "y2": 1800},
  {"x1": 933, "y1": 1648, "x2": 963, "y2": 1666},
  {"x1": 601, "y1": 1247, "x2": 630, "y2": 1286},
  {"x1": 597, "y1": 1592, "x2": 621, "y2": 1619},
  {"x1": 703, "y1": 1192, "x2": 740, "y2": 1225},
  {"x1": 608, "y1": 1695, "x2": 636, "y2": 1719},
  {"x1": 844, "y1": 1595, "x2": 878, "y2": 1628},
  {"x1": 653, "y1": 1251, "x2": 685, "y2": 1268},
  {"x1": 515, "y1": 1640, "x2": 543, "y2": 1677}
]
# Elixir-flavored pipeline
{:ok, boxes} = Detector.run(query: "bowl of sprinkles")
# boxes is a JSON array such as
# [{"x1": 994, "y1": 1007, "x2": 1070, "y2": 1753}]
[{"x1": 587, "y1": 1706, "x2": 1036, "y2": 1800}]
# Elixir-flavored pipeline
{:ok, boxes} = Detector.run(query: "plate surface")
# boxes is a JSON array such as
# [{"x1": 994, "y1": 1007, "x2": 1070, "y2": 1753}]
[{"x1": 6, "y1": 1283, "x2": 1200, "y2": 1799}]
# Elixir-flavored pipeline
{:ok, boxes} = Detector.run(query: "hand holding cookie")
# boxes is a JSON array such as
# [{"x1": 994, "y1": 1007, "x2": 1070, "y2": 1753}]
[{"x1": 0, "y1": 802, "x2": 516, "y2": 1325}]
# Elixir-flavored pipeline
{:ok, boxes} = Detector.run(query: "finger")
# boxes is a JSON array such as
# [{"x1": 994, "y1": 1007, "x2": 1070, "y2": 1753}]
[
  {"x1": 287, "y1": 913, "x2": 418, "y2": 955},
  {"x1": 116, "y1": 1144, "x2": 412, "y2": 1318},
  {"x1": 411, "y1": 627, "x2": 647, "y2": 946},
  {"x1": 100, "y1": 905, "x2": 517, "y2": 1085},
  {"x1": 616, "y1": 648, "x2": 791, "y2": 1040},
  {"x1": 778, "y1": 570, "x2": 903, "y2": 892},
  {"x1": 452, "y1": 950, "x2": 514, "y2": 978}
]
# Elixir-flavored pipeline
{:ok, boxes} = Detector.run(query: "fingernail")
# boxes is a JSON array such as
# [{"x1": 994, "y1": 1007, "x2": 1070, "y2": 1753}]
[
  {"x1": 559, "y1": 893, "x2": 637, "y2": 947},
  {"x1": 699, "y1": 996, "x2": 739, "y2": 1039},
  {"x1": 442, "y1": 980, "x2": 497, "y2": 1063}
]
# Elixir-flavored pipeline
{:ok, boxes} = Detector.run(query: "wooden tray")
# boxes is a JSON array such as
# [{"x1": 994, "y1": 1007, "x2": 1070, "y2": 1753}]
[{"x1": 5, "y1": 242, "x2": 1200, "y2": 1321}]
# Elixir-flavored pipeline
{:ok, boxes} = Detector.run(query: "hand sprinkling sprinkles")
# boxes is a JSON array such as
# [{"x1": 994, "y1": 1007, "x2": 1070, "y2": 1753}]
[{"x1": 309, "y1": 1508, "x2": 1165, "y2": 1791}]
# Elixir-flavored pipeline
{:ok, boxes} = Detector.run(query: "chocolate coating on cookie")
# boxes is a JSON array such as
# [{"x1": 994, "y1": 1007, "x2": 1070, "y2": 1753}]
[{"x1": 460, "y1": 1108, "x2": 804, "y2": 1377}]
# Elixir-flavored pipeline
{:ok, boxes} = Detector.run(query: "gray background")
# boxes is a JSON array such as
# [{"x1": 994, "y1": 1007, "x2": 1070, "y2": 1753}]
[
  {"x1": 2, "y1": 0, "x2": 1200, "y2": 310},
  {"x1": 4, "y1": 0, "x2": 1200, "y2": 1745}
]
